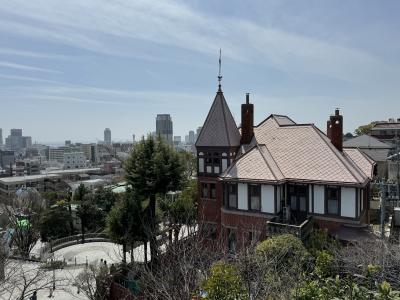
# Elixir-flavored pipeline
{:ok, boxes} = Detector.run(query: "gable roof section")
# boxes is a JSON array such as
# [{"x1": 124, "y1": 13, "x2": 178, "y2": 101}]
[
  {"x1": 222, "y1": 115, "x2": 371, "y2": 186},
  {"x1": 343, "y1": 148, "x2": 375, "y2": 179},
  {"x1": 196, "y1": 90, "x2": 241, "y2": 147},
  {"x1": 360, "y1": 148, "x2": 390, "y2": 162},
  {"x1": 222, "y1": 145, "x2": 284, "y2": 182},
  {"x1": 343, "y1": 134, "x2": 392, "y2": 149}
]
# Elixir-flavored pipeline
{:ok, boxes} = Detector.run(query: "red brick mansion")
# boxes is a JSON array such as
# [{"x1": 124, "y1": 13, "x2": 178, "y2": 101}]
[{"x1": 196, "y1": 84, "x2": 375, "y2": 252}]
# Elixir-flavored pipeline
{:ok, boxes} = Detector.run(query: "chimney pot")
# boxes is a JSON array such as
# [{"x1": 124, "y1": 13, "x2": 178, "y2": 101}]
[{"x1": 246, "y1": 93, "x2": 250, "y2": 104}]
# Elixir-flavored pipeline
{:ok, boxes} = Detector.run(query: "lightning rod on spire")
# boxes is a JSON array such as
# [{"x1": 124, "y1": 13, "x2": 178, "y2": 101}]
[{"x1": 218, "y1": 49, "x2": 222, "y2": 91}]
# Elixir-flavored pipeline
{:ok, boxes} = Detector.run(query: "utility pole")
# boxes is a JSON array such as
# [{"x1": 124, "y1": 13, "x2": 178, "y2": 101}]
[
  {"x1": 396, "y1": 136, "x2": 400, "y2": 206},
  {"x1": 380, "y1": 179, "x2": 387, "y2": 239}
]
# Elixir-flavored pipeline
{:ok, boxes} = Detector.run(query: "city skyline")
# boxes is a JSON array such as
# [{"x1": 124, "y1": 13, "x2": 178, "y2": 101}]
[{"x1": 0, "y1": 1, "x2": 400, "y2": 142}]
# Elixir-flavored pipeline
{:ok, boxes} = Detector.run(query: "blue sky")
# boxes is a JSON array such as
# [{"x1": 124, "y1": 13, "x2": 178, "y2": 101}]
[{"x1": 0, "y1": 0, "x2": 399, "y2": 144}]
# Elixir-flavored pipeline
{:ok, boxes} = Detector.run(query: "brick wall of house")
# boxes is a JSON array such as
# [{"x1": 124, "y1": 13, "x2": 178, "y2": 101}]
[{"x1": 221, "y1": 209, "x2": 268, "y2": 249}]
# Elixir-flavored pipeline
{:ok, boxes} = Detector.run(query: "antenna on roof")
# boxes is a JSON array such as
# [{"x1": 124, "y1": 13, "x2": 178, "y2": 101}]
[{"x1": 218, "y1": 49, "x2": 222, "y2": 91}]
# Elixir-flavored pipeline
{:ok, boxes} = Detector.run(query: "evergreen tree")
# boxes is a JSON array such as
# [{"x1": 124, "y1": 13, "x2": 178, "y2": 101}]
[
  {"x1": 124, "y1": 136, "x2": 185, "y2": 266},
  {"x1": 39, "y1": 203, "x2": 71, "y2": 242}
]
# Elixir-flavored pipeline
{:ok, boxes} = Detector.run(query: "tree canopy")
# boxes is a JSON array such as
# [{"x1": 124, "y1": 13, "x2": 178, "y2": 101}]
[
  {"x1": 123, "y1": 136, "x2": 186, "y2": 265},
  {"x1": 39, "y1": 203, "x2": 71, "y2": 242},
  {"x1": 354, "y1": 121, "x2": 379, "y2": 136},
  {"x1": 201, "y1": 261, "x2": 247, "y2": 300}
]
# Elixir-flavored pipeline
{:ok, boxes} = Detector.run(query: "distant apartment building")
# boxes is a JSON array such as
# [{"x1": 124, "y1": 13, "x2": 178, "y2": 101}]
[
  {"x1": 370, "y1": 118, "x2": 400, "y2": 146},
  {"x1": 25, "y1": 147, "x2": 39, "y2": 159},
  {"x1": 80, "y1": 143, "x2": 98, "y2": 163},
  {"x1": 132, "y1": 134, "x2": 136, "y2": 143},
  {"x1": 0, "y1": 174, "x2": 63, "y2": 203},
  {"x1": 104, "y1": 128, "x2": 112, "y2": 145},
  {"x1": 156, "y1": 114, "x2": 173, "y2": 146},
  {"x1": 63, "y1": 152, "x2": 86, "y2": 169},
  {"x1": 49, "y1": 146, "x2": 69, "y2": 163},
  {"x1": 0, "y1": 150, "x2": 14, "y2": 171},
  {"x1": 22, "y1": 136, "x2": 32, "y2": 148},
  {"x1": 0, "y1": 128, "x2": 3, "y2": 147},
  {"x1": 14, "y1": 160, "x2": 41, "y2": 176}
]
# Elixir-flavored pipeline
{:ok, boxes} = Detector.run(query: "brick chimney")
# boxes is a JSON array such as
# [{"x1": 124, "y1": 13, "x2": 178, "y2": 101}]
[
  {"x1": 326, "y1": 120, "x2": 332, "y2": 139},
  {"x1": 327, "y1": 108, "x2": 343, "y2": 152},
  {"x1": 240, "y1": 93, "x2": 254, "y2": 144}
]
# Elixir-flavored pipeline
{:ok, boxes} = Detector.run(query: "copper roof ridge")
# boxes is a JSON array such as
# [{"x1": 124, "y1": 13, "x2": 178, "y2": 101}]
[{"x1": 257, "y1": 144, "x2": 284, "y2": 180}]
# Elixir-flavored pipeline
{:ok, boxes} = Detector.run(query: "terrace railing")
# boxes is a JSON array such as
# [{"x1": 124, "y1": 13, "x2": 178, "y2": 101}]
[
  {"x1": 266, "y1": 217, "x2": 314, "y2": 240},
  {"x1": 40, "y1": 232, "x2": 111, "y2": 259}
]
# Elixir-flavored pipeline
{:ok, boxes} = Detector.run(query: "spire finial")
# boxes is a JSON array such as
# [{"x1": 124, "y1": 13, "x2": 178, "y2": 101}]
[{"x1": 218, "y1": 49, "x2": 222, "y2": 91}]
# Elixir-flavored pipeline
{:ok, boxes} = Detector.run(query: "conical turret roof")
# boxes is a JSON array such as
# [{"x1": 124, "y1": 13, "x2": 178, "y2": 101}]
[{"x1": 196, "y1": 90, "x2": 241, "y2": 147}]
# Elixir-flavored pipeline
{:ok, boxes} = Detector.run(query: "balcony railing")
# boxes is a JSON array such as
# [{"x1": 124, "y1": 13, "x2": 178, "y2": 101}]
[{"x1": 266, "y1": 217, "x2": 314, "y2": 240}]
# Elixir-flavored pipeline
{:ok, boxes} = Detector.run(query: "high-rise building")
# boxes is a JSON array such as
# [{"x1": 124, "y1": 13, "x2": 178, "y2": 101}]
[
  {"x1": 0, "y1": 128, "x2": 3, "y2": 147},
  {"x1": 5, "y1": 129, "x2": 23, "y2": 151},
  {"x1": 104, "y1": 128, "x2": 112, "y2": 145},
  {"x1": 156, "y1": 114, "x2": 173, "y2": 146},
  {"x1": 22, "y1": 136, "x2": 32, "y2": 148},
  {"x1": 196, "y1": 126, "x2": 202, "y2": 143},
  {"x1": 132, "y1": 134, "x2": 136, "y2": 143},
  {"x1": 188, "y1": 130, "x2": 195, "y2": 144}
]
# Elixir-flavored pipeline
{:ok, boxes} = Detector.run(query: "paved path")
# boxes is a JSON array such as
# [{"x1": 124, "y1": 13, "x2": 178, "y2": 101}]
[{"x1": 53, "y1": 241, "x2": 150, "y2": 265}]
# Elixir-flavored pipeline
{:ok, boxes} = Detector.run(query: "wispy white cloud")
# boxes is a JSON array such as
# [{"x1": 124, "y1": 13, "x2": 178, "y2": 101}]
[
  {"x1": 0, "y1": 61, "x2": 61, "y2": 73},
  {"x1": 0, "y1": 83, "x2": 207, "y2": 107},
  {"x1": 0, "y1": 74, "x2": 61, "y2": 84},
  {"x1": 0, "y1": 48, "x2": 70, "y2": 60},
  {"x1": 0, "y1": 0, "x2": 396, "y2": 83}
]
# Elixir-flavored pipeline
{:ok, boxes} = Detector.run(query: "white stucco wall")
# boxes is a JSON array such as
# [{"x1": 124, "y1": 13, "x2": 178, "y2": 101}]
[
  {"x1": 238, "y1": 183, "x2": 248, "y2": 210},
  {"x1": 261, "y1": 185, "x2": 275, "y2": 213},
  {"x1": 314, "y1": 185, "x2": 325, "y2": 214},
  {"x1": 341, "y1": 187, "x2": 356, "y2": 218}
]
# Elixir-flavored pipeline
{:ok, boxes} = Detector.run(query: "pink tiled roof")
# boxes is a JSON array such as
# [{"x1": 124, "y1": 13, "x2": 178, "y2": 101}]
[
  {"x1": 222, "y1": 115, "x2": 372, "y2": 186},
  {"x1": 223, "y1": 145, "x2": 284, "y2": 182},
  {"x1": 343, "y1": 148, "x2": 375, "y2": 179}
]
